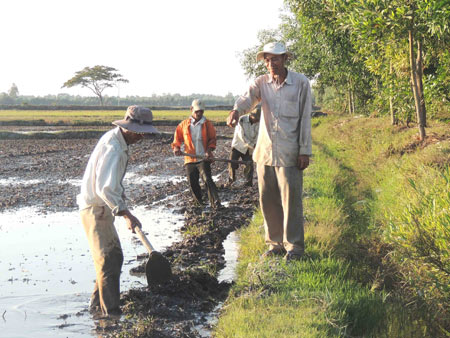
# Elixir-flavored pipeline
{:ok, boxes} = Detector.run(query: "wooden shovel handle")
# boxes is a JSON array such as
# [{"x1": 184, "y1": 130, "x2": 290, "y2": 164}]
[
  {"x1": 135, "y1": 227, "x2": 155, "y2": 253},
  {"x1": 180, "y1": 151, "x2": 251, "y2": 165}
]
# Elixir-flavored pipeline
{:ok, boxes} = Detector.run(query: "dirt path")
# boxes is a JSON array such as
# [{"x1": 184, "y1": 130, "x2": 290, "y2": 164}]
[{"x1": 0, "y1": 126, "x2": 259, "y2": 337}]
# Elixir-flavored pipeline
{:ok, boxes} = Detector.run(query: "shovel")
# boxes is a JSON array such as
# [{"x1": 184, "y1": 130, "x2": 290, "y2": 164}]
[
  {"x1": 180, "y1": 151, "x2": 251, "y2": 165},
  {"x1": 134, "y1": 227, "x2": 172, "y2": 285}
]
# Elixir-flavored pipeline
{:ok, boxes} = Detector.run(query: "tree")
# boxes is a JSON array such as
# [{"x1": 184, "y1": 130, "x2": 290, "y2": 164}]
[
  {"x1": 62, "y1": 65, "x2": 128, "y2": 106},
  {"x1": 8, "y1": 83, "x2": 19, "y2": 98},
  {"x1": 283, "y1": 0, "x2": 375, "y2": 115},
  {"x1": 331, "y1": 0, "x2": 450, "y2": 139},
  {"x1": 239, "y1": 29, "x2": 284, "y2": 80}
]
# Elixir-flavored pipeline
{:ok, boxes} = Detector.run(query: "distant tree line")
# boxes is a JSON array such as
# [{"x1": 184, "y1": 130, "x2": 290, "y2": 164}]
[
  {"x1": 0, "y1": 90, "x2": 238, "y2": 107},
  {"x1": 2, "y1": 65, "x2": 240, "y2": 107}
]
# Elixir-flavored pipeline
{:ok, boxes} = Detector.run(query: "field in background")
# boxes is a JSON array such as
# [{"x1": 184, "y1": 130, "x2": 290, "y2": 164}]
[{"x1": 0, "y1": 109, "x2": 230, "y2": 125}]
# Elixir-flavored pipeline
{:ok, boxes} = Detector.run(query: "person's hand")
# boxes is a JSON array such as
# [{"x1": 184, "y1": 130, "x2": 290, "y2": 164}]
[
  {"x1": 227, "y1": 110, "x2": 239, "y2": 127},
  {"x1": 173, "y1": 147, "x2": 182, "y2": 156},
  {"x1": 205, "y1": 150, "x2": 215, "y2": 163},
  {"x1": 120, "y1": 210, "x2": 142, "y2": 233},
  {"x1": 297, "y1": 155, "x2": 310, "y2": 170}
]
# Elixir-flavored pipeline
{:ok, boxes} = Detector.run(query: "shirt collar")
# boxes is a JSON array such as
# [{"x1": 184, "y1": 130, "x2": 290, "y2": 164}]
[
  {"x1": 113, "y1": 127, "x2": 129, "y2": 150},
  {"x1": 267, "y1": 69, "x2": 292, "y2": 86},
  {"x1": 190, "y1": 116, "x2": 206, "y2": 126}
]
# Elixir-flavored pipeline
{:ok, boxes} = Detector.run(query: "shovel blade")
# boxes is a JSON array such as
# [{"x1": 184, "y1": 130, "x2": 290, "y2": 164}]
[{"x1": 145, "y1": 251, "x2": 172, "y2": 284}]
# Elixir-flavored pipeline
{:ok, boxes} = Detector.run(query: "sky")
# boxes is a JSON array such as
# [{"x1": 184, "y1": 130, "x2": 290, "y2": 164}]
[{"x1": 0, "y1": 0, "x2": 285, "y2": 98}]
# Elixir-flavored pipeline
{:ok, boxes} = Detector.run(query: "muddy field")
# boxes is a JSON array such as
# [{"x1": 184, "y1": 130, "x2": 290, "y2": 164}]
[{"x1": 0, "y1": 125, "x2": 258, "y2": 337}]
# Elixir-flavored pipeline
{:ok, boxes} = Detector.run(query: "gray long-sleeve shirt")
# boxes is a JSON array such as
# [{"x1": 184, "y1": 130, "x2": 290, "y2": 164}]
[{"x1": 233, "y1": 70, "x2": 312, "y2": 167}]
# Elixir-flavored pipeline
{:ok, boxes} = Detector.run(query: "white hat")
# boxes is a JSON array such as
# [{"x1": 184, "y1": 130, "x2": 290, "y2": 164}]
[
  {"x1": 191, "y1": 99, "x2": 205, "y2": 112},
  {"x1": 256, "y1": 42, "x2": 292, "y2": 62},
  {"x1": 112, "y1": 105, "x2": 159, "y2": 134}
]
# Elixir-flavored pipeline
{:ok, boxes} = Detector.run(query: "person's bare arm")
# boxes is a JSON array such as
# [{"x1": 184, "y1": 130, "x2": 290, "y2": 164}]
[{"x1": 227, "y1": 110, "x2": 240, "y2": 127}]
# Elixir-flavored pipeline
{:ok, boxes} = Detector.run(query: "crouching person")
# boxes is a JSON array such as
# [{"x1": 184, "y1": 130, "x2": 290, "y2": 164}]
[{"x1": 77, "y1": 105, "x2": 159, "y2": 316}]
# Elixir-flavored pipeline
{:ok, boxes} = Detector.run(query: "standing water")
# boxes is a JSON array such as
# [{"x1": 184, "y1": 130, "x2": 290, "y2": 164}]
[{"x1": 0, "y1": 203, "x2": 183, "y2": 337}]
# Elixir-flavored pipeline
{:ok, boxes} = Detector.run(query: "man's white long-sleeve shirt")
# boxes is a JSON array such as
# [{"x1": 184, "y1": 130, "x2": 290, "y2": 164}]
[
  {"x1": 233, "y1": 70, "x2": 312, "y2": 167},
  {"x1": 231, "y1": 114, "x2": 259, "y2": 155},
  {"x1": 77, "y1": 127, "x2": 128, "y2": 215}
]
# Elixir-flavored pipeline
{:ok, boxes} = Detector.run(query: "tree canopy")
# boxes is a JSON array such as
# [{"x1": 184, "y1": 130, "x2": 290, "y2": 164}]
[
  {"x1": 239, "y1": 0, "x2": 450, "y2": 137},
  {"x1": 8, "y1": 83, "x2": 19, "y2": 98},
  {"x1": 62, "y1": 65, "x2": 128, "y2": 106}
]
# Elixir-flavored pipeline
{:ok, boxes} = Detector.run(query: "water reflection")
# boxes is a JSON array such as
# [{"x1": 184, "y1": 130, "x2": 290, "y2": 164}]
[
  {"x1": 217, "y1": 231, "x2": 239, "y2": 283},
  {"x1": 0, "y1": 205, "x2": 183, "y2": 337}
]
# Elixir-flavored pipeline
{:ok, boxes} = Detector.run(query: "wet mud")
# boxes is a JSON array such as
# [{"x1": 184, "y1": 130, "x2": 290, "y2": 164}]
[{"x1": 0, "y1": 125, "x2": 259, "y2": 337}]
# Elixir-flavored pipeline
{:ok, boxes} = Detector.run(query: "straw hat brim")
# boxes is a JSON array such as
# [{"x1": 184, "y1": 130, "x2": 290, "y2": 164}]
[{"x1": 256, "y1": 51, "x2": 292, "y2": 62}]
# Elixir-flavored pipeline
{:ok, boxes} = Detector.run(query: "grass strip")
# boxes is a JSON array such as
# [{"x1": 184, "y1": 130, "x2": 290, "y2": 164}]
[{"x1": 215, "y1": 115, "x2": 449, "y2": 337}]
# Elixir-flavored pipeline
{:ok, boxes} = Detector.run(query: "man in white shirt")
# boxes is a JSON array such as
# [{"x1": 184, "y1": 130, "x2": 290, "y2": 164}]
[
  {"x1": 227, "y1": 108, "x2": 260, "y2": 187},
  {"x1": 77, "y1": 105, "x2": 159, "y2": 316},
  {"x1": 227, "y1": 42, "x2": 312, "y2": 262}
]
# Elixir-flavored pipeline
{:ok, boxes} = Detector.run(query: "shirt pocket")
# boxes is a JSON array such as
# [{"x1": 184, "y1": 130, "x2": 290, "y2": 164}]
[{"x1": 280, "y1": 99, "x2": 299, "y2": 118}]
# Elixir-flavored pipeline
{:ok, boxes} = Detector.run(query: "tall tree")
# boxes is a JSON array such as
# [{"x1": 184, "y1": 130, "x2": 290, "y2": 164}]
[
  {"x1": 332, "y1": 0, "x2": 450, "y2": 139},
  {"x1": 283, "y1": 0, "x2": 375, "y2": 114},
  {"x1": 62, "y1": 65, "x2": 128, "y2": 106},
  {"x1": 239, "y1": 29, "x2": 284, "y2": 80},
  {"x1": 8, "y1": 83, "x2": 19, "y2": 98}
]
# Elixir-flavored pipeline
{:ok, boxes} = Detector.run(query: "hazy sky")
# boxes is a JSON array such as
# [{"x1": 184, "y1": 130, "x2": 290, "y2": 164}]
[{"x1": 1, "y1": 0, "x2": 284, "y2": 98}]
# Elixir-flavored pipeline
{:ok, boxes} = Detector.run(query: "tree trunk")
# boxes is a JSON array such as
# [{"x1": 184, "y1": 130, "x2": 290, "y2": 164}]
[
  {"x1": 389, "y1": 61, "x2": 397, "y2": 125},
  {"x1": 351, "y1": 90, "x2": 355, "y2": 115},
  {"x1": 416, "y1": 39, "x2": 427, "y2": 128},
  {"x1": 348, "y1": 89, "x2": 354, "y2": 115},
  {"x1": 347, "y1": 79, "x2": 354, "y2": 115},
  {"x1": 408, "y1": 29, "x2": 426, "y2": 140}
]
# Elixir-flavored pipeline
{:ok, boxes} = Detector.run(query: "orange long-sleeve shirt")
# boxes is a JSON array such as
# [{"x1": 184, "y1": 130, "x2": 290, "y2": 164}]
[{"x1": 171, "y1": 118, "x2": 217, "y2": 164}]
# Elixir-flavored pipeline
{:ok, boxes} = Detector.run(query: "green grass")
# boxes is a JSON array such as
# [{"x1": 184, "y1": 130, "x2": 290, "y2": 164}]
[
  {"x1": 215, "y1": 114, "x2": 450, "y2": 337},
  {"x1": 216, "y1": 214, "x2": 388, "y2": 337},
  {"x1": 0, "y1": 109, "x2": 230, "y2": 124}
]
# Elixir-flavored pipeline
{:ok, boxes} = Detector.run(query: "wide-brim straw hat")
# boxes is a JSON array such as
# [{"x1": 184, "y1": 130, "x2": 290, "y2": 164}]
[
  {"x1": 256, "y1": 42, "x2": 293, "y2": 62},
  {"x1": 113, "y1": 105, "x2": 159, "y2": 134}
]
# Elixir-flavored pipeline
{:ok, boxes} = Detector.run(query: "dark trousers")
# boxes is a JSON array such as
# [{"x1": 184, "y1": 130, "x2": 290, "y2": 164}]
[
  {"x1": 228, "y1": 148, "x2": 254, "y2": 186},
  {"x1": 185, "y1": 161, "x2": 220, "y2": 207}
]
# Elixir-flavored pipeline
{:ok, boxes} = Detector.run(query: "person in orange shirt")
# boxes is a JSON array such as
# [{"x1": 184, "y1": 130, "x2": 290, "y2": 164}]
[{"x1": 172, "y1": 99, "x2": 221, "y2": 209}]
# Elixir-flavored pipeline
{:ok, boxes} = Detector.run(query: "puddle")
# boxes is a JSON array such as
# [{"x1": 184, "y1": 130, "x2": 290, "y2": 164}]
[
  {"x1": 195, "y1": 302, "x2": 223, "y2": 338},
  {"x1": 0, "y1": 178, "x2": 82, "y2": 187},
  {"x1": 217, "y1": 231, "x2": 239, "y2": 283},
  {"x1": 0, "y1": 204, "x2": 183, "y2": 338},
  {"x1": 194, "y1": 231, "x2": 239, "y2": 337},
  {"x1": 0, "y1": 178, "x2": 44, "y2": 186},
  {"x1": 6, "y1": 130, "x2": 66, "y2": 134},
  {"x1": 0, "y1": 174, "x2": 186, "y2": 188},
  {"x1": 124, "y1": 172, "x2": 186, "y2": 185}
]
